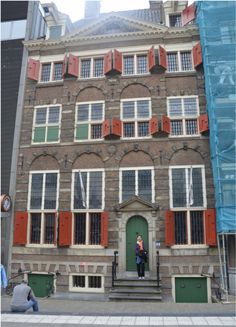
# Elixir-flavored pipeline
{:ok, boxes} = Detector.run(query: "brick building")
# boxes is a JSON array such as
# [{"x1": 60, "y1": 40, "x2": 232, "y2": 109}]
[{"x1": 11, "y1": 1, "x2": 219, "y2": 302}]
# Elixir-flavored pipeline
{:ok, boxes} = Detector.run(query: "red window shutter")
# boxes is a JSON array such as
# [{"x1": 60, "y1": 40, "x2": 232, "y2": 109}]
[
  {"x1": 13, "y1": 212, "x2": 28, "y2": 245},
  {"x1": 101, "y1": 211, "x2": 109, "y2": 247},
  {"x1": 111, "y1": 118, "x2": 121, "y2": 136},
  {"x1": 193, "y1": 42, "x2": 202, "y2": 68},
  {"x1": 165, "y1": 210, "x2": 175, "y2": 246},
  {"x1": 27, "y1": 59, "x2": 40, "y2": 81},
  {"x1": 59, "y1": 212, "x2": 72, "y2": 246},
  {"x1": 198, "y1": 113, "x2": 209, "y2": 133},
  {"x1": 62, "y1": 55, "x2": 67, "y2": 77},
  {"x1": 205, "y1": 209, "x2": 217, "y2": 246},
  {"x1": 149, "y1": 116, "x2": 158, "y2": 135},
  {"x1": 54, "y1": 213, "x2": 57, "y2": 245},
  {"x1": 161, "y1": 115, "x2": 171, "y2": 134},
  {"x1": 102, "y1": 119, "x2": 110, "y2": 137},
  {"x1": 104, "y1": 50, "x2": 113, "y2": 75},
  {"x1": 159, "y1": 46, "x2": 167, "y2": 70},
  {"x1": 113, "y1": 49, "x2": 122, "y2": 74},
  {"x1": 148, "y1": 46, "x2": 155, "y2": 71},
  {"x1": 182, "y1": 3, "x2": 195, "y2": 26},
  {"x1": 68, "y1": 54, "x2": 79, "y2": 77}
]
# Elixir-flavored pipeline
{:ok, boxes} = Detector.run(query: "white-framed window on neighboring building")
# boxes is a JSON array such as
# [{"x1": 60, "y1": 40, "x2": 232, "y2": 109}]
[
  {"x1": 167, "y1": 96, "x2": 199, "y2": 136},
  {"x1": 49, "y1": 25, "x2": 62, "y2": 39},
  {"x1": 120, "y1": 167, "x2": 154, "y2": 203},
  {"x1": 75, "y1": 101, "x2": 104, "y2": 141},
  {"x1": 32, "y1": 105, "x2": 61, "y2": 143},
  {"x1": 169, "y1": 165, "x2": 206, "y2": 245},
  {"x1": 80, "y1": 57, "x2": 104, "y2": 78},
  {"x1": 121, "y1": 98, "x2": 151, "y2": 139},
  {"x1": 40, "y1": 62, "x2": 63, "y2": 82},
  {"x1": 69, "y1": 274, "x2": 104, "y2": 293},
  {"x1": 167, "y1": 51, "x2": 193, "y2": 72},
  {"x1": 72, "y1": 169, "x2": 105, "y2": 246},
  {"x1": 28, "y1": 171, "x2": 59, "y2": 245},
  {"x1": 123, "y1": 53, "x2": 148, "y2": 75}
]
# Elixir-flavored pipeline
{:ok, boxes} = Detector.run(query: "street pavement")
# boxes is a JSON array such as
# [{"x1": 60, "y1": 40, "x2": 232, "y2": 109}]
[{"x1": 1, "y1": 295, "x2": 236, "y2": 326}]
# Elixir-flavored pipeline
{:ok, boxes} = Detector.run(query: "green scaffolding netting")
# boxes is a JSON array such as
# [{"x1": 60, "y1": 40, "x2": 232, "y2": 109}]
[{"x1": 196, "y1": 1, "x2": 236, "y2": 232}]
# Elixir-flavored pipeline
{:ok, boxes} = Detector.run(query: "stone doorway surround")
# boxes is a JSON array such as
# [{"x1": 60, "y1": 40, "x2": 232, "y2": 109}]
[{"x1": 114, "y1": 196, "x2": 159, "y2": 278}]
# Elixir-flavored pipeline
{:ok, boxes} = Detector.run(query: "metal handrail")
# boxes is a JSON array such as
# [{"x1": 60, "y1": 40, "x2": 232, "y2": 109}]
[
  {"x1": 112, "y1": 251, "x2": 118, "y2": 288},
  {"x1": 156, "y1": 251, "x2": 160, "y2": 288}
]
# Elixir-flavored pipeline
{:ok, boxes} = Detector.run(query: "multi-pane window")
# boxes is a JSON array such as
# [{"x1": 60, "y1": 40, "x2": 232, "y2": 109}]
[
  {"x1": 169, "y1": 14, "x2": 182, "y2": 27},
  {"x1": 80, "y1": 57, "x2": 104, "y2": 78},
  {"x1": 33, "y1": 105, "x2": 61, "y2": 143},
  {"x1": 170, "y1": 166, "x2": 206, "y2": 245},
  {"x1": 123, "y1": 54, "x2": 148, "y2": 75},
  {"x1": 121, "y1": 99, "x2": 151, "y2": 138},
  {"x1": 29, "y1": 171, "x2": 58, "y2": 245},
  {"x1": 75, "y1": 102, "x2": 104, "y2": 141},
  {"x1": 40, "y1": 62, "x2": 63, "y2": 82},
  {"x1": 167, "y1": 51, "x2": 193, "y2": 72},
  {"x1": 72, "y1": 170, "x2": 104, "y2": 246},
  {"x1": 120, "y1": 168, "x2": 154, "y2": 203},
  {"x1": 70, "y1": 274, "x2": 103, "y2": 292},
  {"x1": 167, "y1": 97, "x2": 199, "y2": 136}
]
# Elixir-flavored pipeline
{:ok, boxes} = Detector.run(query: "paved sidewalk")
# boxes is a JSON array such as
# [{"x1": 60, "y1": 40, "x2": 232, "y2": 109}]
[{"x1": 1, "y1": 295, "x2": 236, "y2": 316}]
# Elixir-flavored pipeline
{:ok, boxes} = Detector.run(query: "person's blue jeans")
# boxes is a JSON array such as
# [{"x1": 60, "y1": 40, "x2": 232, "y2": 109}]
[{"x1": 11, "y1": 299, "x2": 39, "y2": 312}]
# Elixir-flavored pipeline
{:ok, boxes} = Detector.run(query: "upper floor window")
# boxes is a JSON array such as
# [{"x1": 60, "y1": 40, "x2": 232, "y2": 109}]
[
  {"x1": 28, "y1": 171, "x2": 59, "y2": 245},
  {"x1": 167, "y1": 51, "x2": 193, "y2": 72},
  {"x1": 49, "y1": 25, "x2": 62, "y2": 39},
  {"x1": 75, "y1": 102, "x2": 104, "y2": 141},
  {"x1": 169, "y1": 14, "x2": 182, "y2": 27},
  {"x1": 123, "y1": 54, "x2": 148, "y2": 75},
  {"x1": 40, "y1": 62, "x2": 63, "y2": 82},
  {"x1": 32, "y1": 105, "x2": 61, "y2": 143},
  {"x1": 80, "y1": 57, "x2": 104, "y2": 78},
  {"x1": 120, "y1": 168, "x2": 154, "y2": 203},
  {"x1": 170, "y1": 166, "x2": 205, "y2": 209},
  {"x1": 167, "y1": 97, "x2": 199, "y2": 136},
  {"x1": 121, "y1": 99, "x2": 151, "y2": 138}
]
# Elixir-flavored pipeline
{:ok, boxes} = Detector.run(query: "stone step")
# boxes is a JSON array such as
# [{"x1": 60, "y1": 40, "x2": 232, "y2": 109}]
[
  {"x1": 110, "y1": 287, "x2": 161, "y2": 294},
  {"x1": 114, "y1": 279, "x2": 160, "y2": 288},
  {"x1": 109, "y1": 293, "x2": 162, "y2": 302}
]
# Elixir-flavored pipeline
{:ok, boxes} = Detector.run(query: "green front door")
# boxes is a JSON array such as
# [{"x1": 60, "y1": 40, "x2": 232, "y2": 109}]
[
  {"x1": 126, "y1": 216, "x2": 148, "y2": 271},
  {"x1": 175, "y1": 277, "x2": 207, "y2": 303},
  {"x1": 28, "y1": 274, "x2": 54, "y2": 297}
]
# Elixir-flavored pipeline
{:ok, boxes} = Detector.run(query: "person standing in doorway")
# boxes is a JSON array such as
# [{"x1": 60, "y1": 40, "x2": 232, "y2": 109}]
[
  {"x1": 135, "y1": 234, "x2": 146, "y2": 279},
  {"x1": 10, "y1": 280, "x2": 39, "y2": 313}
]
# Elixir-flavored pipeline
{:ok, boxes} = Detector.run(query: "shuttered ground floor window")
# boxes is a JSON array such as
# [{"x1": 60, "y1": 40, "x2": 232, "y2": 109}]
[
  {"x1": 69, "y1": 274, "x2": 104, "y2": 292},
  {"x1": 30, "y1": 212, "x2": 56, "y2": 245},
  {"x1": 73, "y1": 212, "x2": 101, "y2": 245}
]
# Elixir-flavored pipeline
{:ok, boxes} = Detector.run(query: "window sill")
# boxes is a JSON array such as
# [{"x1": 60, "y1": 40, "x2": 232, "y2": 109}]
[
  {"x1": 165, "y1": 71, "x2": 196, "y2": 78},
  {"x1": 69, "y1": 287, "x2": 104, "y2": 293},
  {"x1": 70, "y1": 245, "x2": 104, "y2": 249},
  {"x1": 36, "y1": 81, "x2": 64, "y2": 87},
  {"x1": 26, "y1": 244, "x2": 57, "y2": 248},
  {"x1": 171, "y1": 245, "x2": 208, "y2": 249},
  {"x1": 121, "y1": 73, "x2": 150, "y2": 78}
]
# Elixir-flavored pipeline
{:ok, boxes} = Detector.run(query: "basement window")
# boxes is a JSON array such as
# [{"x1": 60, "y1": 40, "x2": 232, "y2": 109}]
[{"x1": 70, "y1": 274, "x2": 104, "y2": 292}]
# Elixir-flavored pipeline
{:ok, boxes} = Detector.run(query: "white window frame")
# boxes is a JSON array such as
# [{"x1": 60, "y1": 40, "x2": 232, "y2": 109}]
[
  {"x1": 169, "y1": 165, "x2": 207, "y2": 210},
  {"x1": 27, "y1": 170, "x2": 59, "y2": 247},
  {"x1": 167, "y1": 51, "x2": 194, "y2": 72},
  {"x1": 71, "y1": 169, "x2": 105, "y2": 212},
  {"x1": 119, "y1": 167, "x2": 155, "y2": 203},
  {"x1": 69, "y1": 274, "x2": 104, "y2": 293},
  {"x1": 39, "y1": 62, "x2": 63, "y2": 83},
  {"x1": 122, "y1": 53, "x2": 149, "y2": 76},
  {"x1": 167, "y1": 96, "x2": 200, "y2": 137},
  {"x1": 79, "y1": 56, "x2": 104, "y2": 79},
  {"x1": 120, "y1": 98, "x2": 152, "y2": 139},
  {"x1": 168, "y1": 13, "x2": 182, "y2": 27},
  {"x1": 32, "y1": 104, "x2": 61, "y2": 144},
  {"x1": 74, "y1": 101, "x2": 105, "y2": 142}
]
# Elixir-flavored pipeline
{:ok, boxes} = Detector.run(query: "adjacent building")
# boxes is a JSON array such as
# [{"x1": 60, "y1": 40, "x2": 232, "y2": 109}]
[{"x1": 9, "y1": 0, "x2": 219, "y2": 302}]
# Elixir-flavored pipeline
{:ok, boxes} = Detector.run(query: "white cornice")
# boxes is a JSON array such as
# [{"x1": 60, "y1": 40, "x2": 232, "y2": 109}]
[{"x1": 24, "y1": 26, "x2": 199, "y2": 52}]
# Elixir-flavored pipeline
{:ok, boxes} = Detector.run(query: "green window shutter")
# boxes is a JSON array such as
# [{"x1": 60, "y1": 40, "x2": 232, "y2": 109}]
[
  {"x1": 33, "y1": 127, "x2": 46, "y2": 142},
  {"x1": 76, "y1": 124, "x2": 88, "y2": 140},
  {"x1": 47, "y1": 126, "x2": 59, "y2": 142}
]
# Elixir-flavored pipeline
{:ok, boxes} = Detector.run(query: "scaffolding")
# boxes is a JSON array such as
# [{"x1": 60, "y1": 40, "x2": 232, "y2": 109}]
[{"x1": 196, "y1": 1, "x2": 236, "y2": 300}]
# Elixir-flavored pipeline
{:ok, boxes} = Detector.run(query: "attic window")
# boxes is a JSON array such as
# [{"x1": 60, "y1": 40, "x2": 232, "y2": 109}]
[
  {"x1": 169, "y1": 14, "x2": 182, "y2": 27},
  {"x1": 49, "y1": 26, "x2": 62, "y2": 39},
  {"x1": 43, "y1": 6, "x2": 49, "y2": 13}
]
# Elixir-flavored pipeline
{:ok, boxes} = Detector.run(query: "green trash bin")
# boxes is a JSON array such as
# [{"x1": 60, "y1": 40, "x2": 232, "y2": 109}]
[{"x1": 28, "y1": 274, "x2": 54, "y2": 298}]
